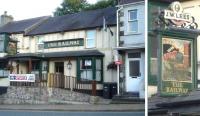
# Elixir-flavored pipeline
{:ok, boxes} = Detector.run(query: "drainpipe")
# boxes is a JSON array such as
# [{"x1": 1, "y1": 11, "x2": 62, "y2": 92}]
[
  {"x1": 117, "y1": 6, "x2": 123, "y2": 47},
  {"x1": 116, "y1": 6, "x2": 123, "y2": 95}
]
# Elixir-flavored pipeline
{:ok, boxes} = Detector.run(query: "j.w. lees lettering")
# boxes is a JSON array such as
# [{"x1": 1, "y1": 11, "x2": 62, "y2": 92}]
[{"x1": 164, "y1": 10, "x2": 191, "y2": 22}]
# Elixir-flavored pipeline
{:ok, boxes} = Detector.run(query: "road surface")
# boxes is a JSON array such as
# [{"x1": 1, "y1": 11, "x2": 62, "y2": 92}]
[{"x1": 0, "y1": 110, "x2": 145, "y2": 116}]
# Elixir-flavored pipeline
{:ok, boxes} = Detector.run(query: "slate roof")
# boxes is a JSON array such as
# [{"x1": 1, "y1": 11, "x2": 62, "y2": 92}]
[
  {"x1": 26, "y1": 7, "x2": 117, "y2": 36},
  {"x1": 149, "y1": 90, "x2": 200, "y2": 114},
  {"x1": 119, "y1": 0, "x2": 144, "y2": 5},
  {"x1": 0, "y1": 16, "x2": 49, "y2": 34}
]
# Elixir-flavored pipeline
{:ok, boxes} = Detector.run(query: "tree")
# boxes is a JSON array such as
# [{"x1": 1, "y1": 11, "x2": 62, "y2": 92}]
[
  {"x1": 53, "y1": 0, "x2": 89, "y2": 16},
  {"x1": 54, "y1": 0, "x2": 117, "y2": 16},
  {"x1": 84, "y1": 0, "x2": 117, "y2": 11}
]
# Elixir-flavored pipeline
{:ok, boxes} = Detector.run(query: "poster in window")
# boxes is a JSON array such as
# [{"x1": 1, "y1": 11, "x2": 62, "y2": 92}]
[
  {"x1": 85, "y1": 60, "x2": 92, "y2": 66},
  {"x1": 161, "y1": 37, "x2": 193, "y2": 95}
]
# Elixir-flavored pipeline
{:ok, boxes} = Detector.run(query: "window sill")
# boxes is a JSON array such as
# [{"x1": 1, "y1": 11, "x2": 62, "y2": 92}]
[
  {"x1": 125, "y1": 32, "x2": 142, "y2": 35},
  {"x1": 85, "y1": 47, "x2": 96, "y2": 49}
]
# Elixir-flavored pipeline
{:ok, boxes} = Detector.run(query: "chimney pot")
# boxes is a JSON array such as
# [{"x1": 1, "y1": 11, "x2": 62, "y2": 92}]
[{"x1": 4, "y1": 11, "x2": 7, "y2": 15}]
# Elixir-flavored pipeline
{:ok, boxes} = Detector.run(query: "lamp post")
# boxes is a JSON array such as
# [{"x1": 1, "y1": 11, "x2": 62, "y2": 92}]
[{"x1": 67, "y1": 60, "x2": 72, "y2": 91}]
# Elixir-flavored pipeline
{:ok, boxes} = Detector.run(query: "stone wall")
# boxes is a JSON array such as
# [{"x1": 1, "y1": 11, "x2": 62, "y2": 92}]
[
  {"x1": 0, "y1": 86, "x2": 110, "y2": 104},
  {"x1": 0, "y1": 86, "x2": 111, "y2": 104}
]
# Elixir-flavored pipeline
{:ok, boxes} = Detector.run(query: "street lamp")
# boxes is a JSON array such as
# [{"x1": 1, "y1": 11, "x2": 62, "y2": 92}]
[{"x1": 67, "y1": 60, "x2": 72, "y2": 91}]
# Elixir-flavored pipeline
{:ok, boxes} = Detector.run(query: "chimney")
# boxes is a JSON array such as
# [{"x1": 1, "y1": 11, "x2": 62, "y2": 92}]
[{"x1": 0, "y1": 11, "x2": 13, "y2": 27}]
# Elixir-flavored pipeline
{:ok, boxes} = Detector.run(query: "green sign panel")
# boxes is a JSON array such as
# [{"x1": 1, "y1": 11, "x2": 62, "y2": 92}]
[
  {"x1": 161, "y1": 37, "x2": 193, "y2": 95},
  {"x1": 44, "y1": 38, "x2": 84, "y2": 49}
]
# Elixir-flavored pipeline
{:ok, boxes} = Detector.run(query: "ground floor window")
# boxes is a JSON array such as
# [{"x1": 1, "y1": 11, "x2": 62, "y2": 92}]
[
  {"x1": 32, "y1": 61, "x2": 40, "y2": 71},
  {"x1": 55, "y1": 62, "x2": 64, "y2": 74},
  {"x1": 77, "y1": 57, "x2": 103, "y2": 82}
]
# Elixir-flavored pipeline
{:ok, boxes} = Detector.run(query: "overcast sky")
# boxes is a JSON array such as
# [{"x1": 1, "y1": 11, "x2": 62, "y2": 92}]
[{"x1": 0, "y1": 0, "x2": 97, "y2": 21}]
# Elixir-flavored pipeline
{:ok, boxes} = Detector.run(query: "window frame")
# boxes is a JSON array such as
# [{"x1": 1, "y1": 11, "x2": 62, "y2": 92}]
[
  {"x1": 127, "y1": 52, "x2": 141, "y2": 78},
  {"x1": 86, "y1": 30, "x2": 96, "y2": 48},
  {"x1": 77, "y1": 57, "x2": 103, "y2": 83},
  {"x1": 37, "y1": 36, "x2": 44, "y2": 50},
  {"x1": 129, "y1": 59, "x2": 140, "y2": 78},
  {"x1": 128, "y1": 9, "x2": 138, "y2": 33},
  {"x1": 0, "y1": 40, "x2": 4, "y2": 52}
]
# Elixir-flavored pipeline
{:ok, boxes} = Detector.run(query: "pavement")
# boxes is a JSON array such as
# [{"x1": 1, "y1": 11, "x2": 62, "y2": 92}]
[{"x1": 0, "y1": 104, "x2": 144, "y2": 112}]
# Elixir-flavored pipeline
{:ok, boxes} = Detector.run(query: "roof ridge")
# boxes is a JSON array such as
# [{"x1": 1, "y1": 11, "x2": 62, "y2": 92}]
[
  {"x1": 52, "y1": 6, "x2": 116, "y2": 18},
  {"x1": 13, "y1": 16, "x2": 50, "y2": 22}
]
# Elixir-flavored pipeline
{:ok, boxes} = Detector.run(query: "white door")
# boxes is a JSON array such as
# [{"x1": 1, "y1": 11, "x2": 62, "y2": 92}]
[{"x1": 126, "y1": 52, "x2": 142, "y2": 92}]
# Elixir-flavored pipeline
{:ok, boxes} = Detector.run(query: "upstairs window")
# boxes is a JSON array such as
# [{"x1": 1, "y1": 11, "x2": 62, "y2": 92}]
[
  {"x1": 86, "y1": 30, "x2": 96, "y2": 48},
  {"x1": 0, "y1": 40, "x2": 4, "y2": 52},
  {"x1": 37, "y1": 36, "x2": 44, "y2": 50},
  {"x1": 128, "y1": 9, "x2": 138, "y2": 32},
  {"x1": 0, "y1": 35, "x2": 5, "y2": 52}
]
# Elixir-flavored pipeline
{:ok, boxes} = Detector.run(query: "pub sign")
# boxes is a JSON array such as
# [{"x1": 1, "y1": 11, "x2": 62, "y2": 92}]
[
  {"x1": 159, "y1": 1, "x2": 197, "y2": 96},
  {"x1": 161, "y1": 37, "x2": 193, "y2": 95}
]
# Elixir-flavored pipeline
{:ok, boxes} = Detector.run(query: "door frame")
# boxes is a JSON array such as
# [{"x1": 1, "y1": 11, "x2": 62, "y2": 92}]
[{"x1": 125, "y1": 52, "x2": 142, "y2": 92}]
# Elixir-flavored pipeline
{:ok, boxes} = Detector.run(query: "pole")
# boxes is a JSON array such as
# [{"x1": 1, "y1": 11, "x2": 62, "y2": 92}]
[
  {"x1": 69, "y1": 69, "x2": 73, "y2": 91},
  {"x1": 116, "y1": 6, "x2": 123, "y2": 95},
  {"x1": 117, "y1": 64, "x2": 120, "y2": 95}
]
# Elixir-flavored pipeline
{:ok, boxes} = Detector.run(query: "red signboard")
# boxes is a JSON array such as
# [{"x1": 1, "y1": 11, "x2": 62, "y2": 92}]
[{"x1": 115, "y1": 60, "x2": 122, "y2": 65}]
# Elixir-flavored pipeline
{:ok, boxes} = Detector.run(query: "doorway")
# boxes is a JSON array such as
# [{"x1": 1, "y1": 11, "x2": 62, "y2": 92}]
[{"x1": 126, "y1": 52, "x2": 142, "y2": 92}]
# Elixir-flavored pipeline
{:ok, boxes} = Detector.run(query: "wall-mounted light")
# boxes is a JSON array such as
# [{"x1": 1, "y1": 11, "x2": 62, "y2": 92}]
[{"x1": 67, "y1": 60, "x2": 72, "y2": 70}]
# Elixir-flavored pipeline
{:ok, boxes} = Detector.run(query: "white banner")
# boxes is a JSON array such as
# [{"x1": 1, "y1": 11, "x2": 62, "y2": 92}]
[{"x1": 9, "y1": 74, "x2": 35, "y2": 82}]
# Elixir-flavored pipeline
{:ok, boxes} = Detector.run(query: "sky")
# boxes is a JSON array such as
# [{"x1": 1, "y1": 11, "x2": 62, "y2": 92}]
[{"x1": 0, "y1": 0, "x2": 97, "y2": 21}]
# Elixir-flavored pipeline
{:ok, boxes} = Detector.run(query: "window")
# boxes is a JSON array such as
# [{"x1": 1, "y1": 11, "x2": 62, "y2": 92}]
[
  {"x1": 37, "y1": 36, "x2": 44, "y2": 50},
  {"x1": 129, "y1": 60, "x2": 140, "y2": 77},
  {"x1": 128, "y1": 53, "x2": 141, "y2": 78},
  {"x1": 96, "y1": 59, "x2": 102, "y2": 81},
  {"x1": 0, "y1": 40, "x2": 4, "y2": 52},
  {"x1": 32, "y1": 61, "x2": 40, "y2": 71},
  {"x1": 128, "y1": 53, "x2": 141, "y2": 58},
  {"x1": 86, "y1": 30, "x2": 96, "y2": 48},
  {"x1": 128, "y1": 10, "x2": 138, "y2": 32},
  {"x1": 77, "y1": 57, "x2": 103, "y2": 82},
  {"x1": 0, "y1": 35, "x2": 4, "y2": 52},
  {"x1": 55, "y1": 62, "x2": 64, "y2": 74},
  {"x1": 42, "y1": 61, "x2": 48, "y2": 71},
  {"x1": 80, "y1": 59, "x2": 93, "y2": 81}
]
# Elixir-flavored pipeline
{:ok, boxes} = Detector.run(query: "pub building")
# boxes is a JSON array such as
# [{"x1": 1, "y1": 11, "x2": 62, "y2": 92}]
[
  {"x1": 0, "y1": 7, "x2": 118, "y2": 96},
  {"x1": 148, "y1": 0, "x2": 200, "y2": 115}
]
